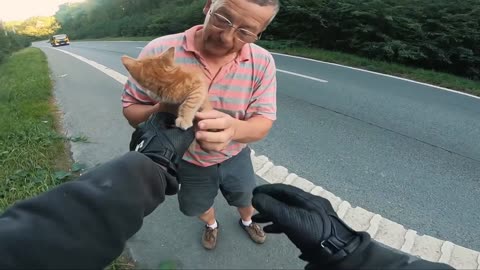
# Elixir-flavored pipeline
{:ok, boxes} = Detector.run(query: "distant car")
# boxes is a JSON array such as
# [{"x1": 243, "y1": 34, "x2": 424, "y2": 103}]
[{"x1": 50, "y1": 34, "x2": 70, "y2": 47}]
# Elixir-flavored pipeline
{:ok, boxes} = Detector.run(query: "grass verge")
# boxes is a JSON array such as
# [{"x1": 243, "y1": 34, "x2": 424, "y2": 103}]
[
  {"x1": 0, "y1": 47, "x2": 133, "y2": 269},
  {"x1": 81, "y1": 36, "x2": 480, "y2": 96},
  {"x1": 0, "y1": 47, "x2": 77, "y2": 210}
]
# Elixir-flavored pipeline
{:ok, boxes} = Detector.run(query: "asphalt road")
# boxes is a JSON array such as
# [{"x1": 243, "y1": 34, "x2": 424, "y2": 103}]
[{"x1": 35, "y1": 40, "x2": 480, "y2": 267}]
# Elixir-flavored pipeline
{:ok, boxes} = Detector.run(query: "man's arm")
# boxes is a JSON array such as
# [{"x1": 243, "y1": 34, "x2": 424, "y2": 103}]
[
  {"x1": 123, "y1": 103, "x2": 159, "y2": 127},
  {"x1": 194, "y1": 110, "x2": 273, "y2": 152},
  {"x1": 0, "y1": 112, "x2": 194, "y2": 269},
  {"x1": 327, "y1": 238, "x2": 454, "y2": 270},
  {"x1": 0, "y1": 152, "x2": 167, "y2": 269},
  {"x1": 123, "y1": 103, "x2": 179, "y2": 128},
  {"x1": 232, "y1": 115, "x2": 273, "y2": 143},
  {"x1": 252, "y1": 184, "x2": 454, "y2": 270}
]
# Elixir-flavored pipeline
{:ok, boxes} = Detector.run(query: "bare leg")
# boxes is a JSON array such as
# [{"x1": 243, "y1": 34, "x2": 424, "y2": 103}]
[
  {"x1": 200, "y1": 207, "x2": 218, "y2": 250},
  {"x1": 238, "y1": 205, "x2": 266, "y2": 243},
  {"x1": 199, "y1": 207, "x2": 216, "y2": 225},
  {"x1": 237, "y1": 205, "x2": 255, "y2": 222}
]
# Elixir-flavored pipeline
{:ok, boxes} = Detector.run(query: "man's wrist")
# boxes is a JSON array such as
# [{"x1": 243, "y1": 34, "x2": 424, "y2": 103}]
[
  {"x1": 231, "y1": 118, "x2": 241, "y2": 141},
  {"x1": 231, "y1": 116, "x2": 271, "y2": 143}
]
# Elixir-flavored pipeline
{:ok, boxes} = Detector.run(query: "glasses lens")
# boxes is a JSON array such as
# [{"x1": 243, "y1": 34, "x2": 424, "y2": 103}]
[
  {"x1": 212, "y1": 13, "x2": 231, "y2": 29},
  {"x1": 210, "y1": 11, "x2": 259, "y2": 43},
  {"x1": 237, "y1": 29, "x2": 258, "y2": 43}
]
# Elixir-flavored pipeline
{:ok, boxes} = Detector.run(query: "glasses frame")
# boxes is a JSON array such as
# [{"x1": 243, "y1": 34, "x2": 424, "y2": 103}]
[{"x1": 208, "y1": 9, "x2": 262, "y2": 43}]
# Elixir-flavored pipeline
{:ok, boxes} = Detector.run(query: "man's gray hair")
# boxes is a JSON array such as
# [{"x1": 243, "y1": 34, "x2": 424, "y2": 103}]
[
  {"x1": 211, "y1": 0, "x2": 280, "y2": 17},
  {"x1": 247, "y1": 0, "x2": 280, "y2": 14}
]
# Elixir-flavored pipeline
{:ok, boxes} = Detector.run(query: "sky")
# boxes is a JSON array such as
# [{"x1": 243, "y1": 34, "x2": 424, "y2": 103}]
[{"x1": 0, "y1": 0, "x2": 85, "y2": 22}]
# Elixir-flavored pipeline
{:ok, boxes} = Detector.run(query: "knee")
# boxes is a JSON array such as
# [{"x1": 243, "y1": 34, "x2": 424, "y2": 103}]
[{"x1": 178, "y1": 199, "x2": 208, "y2": 217}]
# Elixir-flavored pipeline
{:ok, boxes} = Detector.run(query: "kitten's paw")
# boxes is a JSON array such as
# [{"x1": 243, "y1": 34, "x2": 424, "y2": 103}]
[{"x1": 175, "y1": 117, "x2": 193, "y2": 130}]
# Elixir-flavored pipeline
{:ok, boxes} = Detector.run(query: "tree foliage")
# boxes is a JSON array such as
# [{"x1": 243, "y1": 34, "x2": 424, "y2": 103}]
[
  {"x1": 268, "y1": 0, "x2": 480, "y2": 79},
  {"x1": 5, "y1": 17, "x2": 60, "y2": 38},
  {"x1": 0, "y1": 22, "x2": 32, "y2": 63},
  {"x1": 50, "y1": 0, "x2": 479, "y2": 80},
  {"x1": 55, "y1": 0, "x2": 205, "y2": 38}
]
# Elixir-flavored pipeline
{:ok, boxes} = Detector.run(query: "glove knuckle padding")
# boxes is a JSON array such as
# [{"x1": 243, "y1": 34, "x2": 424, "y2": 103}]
[{"x1": 129, "y1": 112, "x2": 195, "y2": 175}]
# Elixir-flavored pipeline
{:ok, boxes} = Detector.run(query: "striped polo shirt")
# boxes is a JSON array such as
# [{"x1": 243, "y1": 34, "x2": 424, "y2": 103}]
[{"x1": 122, "y1": 25, "x2": 277, "y2": 167}]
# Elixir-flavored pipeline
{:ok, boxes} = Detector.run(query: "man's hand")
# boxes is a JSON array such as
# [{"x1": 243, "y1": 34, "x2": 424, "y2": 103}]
[
  {"x1": 130, "y1": 112, "x2": 195, "y2": 194},
  {"x1": 195, "y1": 110, "x2": 236, "y2": 152},
  {"x1": 252, "y1": 184, "x2": 362, "y2": 265}
]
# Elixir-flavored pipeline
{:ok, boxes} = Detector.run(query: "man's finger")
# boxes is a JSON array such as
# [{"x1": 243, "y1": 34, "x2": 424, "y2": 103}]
[
  {"x1": 195, "y1": 110, "x2": 226, "y2": 120},
  {"x1": 253, "y1": 184, "x2": 316, "y2": 209},
  {"x1": 254, "y1": 184, "x2": 335, "y2": 215},
  {"x1": 252, "y1": 192, "x2": 290, "y2": 225},
  {"x1": 252, "y1": 213, "x2": 272, "y2": 223},
  {"x1": 164, "y1": 173, "x2": 179, "y2": 196},
  {"x1": 263, "y1": 223, "x2": 284, "y2": 234},
  {"x1": 196, "y1": 130, "x2": 230, "y2": 143},
  {"x1": 197, "y1": 117, "x2": 229, "y2": 130}
]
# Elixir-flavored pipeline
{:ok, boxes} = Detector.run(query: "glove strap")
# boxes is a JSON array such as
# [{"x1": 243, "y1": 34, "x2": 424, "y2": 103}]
[
  {"x1": 144, "y1": 148, "x2": 178, "y2": 176},
  {"x1": 300, "y1": 232, "x2": 362, "y2": 265},
  {"x1": 319, "y1": 234, "x2": 361, "y2": 262}
]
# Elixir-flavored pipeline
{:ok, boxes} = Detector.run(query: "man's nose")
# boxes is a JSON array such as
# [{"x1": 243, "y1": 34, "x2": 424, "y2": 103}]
[{"x1": 220, "y1": 27, "x2": 236, "y2": 44}]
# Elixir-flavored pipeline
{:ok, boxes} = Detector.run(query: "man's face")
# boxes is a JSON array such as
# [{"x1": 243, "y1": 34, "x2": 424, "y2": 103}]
[{"x1": 201, "y1": 0, "x2": 276, "y2": 57}]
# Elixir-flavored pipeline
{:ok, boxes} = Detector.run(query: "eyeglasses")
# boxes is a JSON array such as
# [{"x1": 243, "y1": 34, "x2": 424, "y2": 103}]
[{"x1": 208, "y1": 9, "x2": 262, "y2": 43}]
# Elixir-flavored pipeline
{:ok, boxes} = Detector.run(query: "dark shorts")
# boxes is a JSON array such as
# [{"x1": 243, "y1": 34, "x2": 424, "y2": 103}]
[{"x1": 177, "y1": 147, "x2": 256, "y2": 217}]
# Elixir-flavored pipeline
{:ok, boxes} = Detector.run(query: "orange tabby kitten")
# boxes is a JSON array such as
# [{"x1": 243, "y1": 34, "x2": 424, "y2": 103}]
[{"x1": 121, "y1": 47, "x2": 211, "y2": 130}]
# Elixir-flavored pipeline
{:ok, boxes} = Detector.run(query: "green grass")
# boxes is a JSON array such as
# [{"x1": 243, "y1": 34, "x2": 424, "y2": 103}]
[
  {"x1": 106, "y1": 253, "x2": 136, "y2": 270},
  {"x1": 0, "y1": 47, "x2": 134, "y2": 268},
  {"x1": 0, "y1": 48, "x2": 78, "y2": 210},
  {"x1": 257, "y1": 40, "x2": 480, "y2": 97}
]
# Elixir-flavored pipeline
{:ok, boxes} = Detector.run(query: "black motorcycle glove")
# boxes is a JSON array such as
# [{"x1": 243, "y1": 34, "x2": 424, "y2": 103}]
[
  {"x1": 252, "y1": 184, "x2": 363, "y2": 266},
  {"x1": 129, "y1": 112, "x2": 194, "y2": 194}
]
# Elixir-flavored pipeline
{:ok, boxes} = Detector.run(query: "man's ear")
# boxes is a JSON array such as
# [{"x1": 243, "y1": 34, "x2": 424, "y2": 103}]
[{"x1": 203, "y1": 0, "x2": 214, "y2": 15}]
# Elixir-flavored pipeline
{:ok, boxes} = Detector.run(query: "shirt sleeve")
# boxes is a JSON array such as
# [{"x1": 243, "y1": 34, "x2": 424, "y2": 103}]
[
  {"x1": 121, "y1": 41, "x2": 162, "y2": 108},
  {"x1": 245, "y1": 53, "x2": 277, "y2": 121}
]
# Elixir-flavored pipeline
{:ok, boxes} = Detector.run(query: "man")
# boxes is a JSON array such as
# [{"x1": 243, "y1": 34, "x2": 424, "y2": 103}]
[
  {"x1": 122, "y1": 0, "x2": 279, "y2": 249},
  {"x1": 0, "y1": 112, "x2": 455, "y2": 269}
]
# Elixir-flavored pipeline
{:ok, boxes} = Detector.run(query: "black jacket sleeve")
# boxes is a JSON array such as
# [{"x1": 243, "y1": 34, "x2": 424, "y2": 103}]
[
  {"x1": 306, "y1": 233, "x2": 455, "y2": 270},
  {"x1": 0, "y1": 151, "x2": 168, "y2": 269}
]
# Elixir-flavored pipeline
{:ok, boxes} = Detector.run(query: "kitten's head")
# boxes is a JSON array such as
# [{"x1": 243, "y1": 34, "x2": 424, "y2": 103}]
[{"x1": 121, "y1": 47, "x2": 178, "y2": 92}]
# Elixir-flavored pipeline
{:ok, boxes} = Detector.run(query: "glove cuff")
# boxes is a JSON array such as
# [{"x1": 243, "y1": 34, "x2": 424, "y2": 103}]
[
  {"x1": 131, "y1": 132, "x2": 179, "y2": 176},
  {"x1": 300, "y1": 214, "x2": 365, "y2": 265},
  {"x1": 304, "y1": 232, "x2": 370, "y2": 269},
  {"x1": 142, "y1": 149, "x2": 178, "y2": 176}
]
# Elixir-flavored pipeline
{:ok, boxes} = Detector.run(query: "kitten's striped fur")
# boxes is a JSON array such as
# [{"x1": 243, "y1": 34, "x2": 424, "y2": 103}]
[{"x1": 121, "y1": 47, "x2": 211, "y2": 129}]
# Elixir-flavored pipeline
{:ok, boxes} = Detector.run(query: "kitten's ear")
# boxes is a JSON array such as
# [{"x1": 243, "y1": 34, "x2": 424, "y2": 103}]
[
  {"x1": 162, "y1": 47, "x2": 175, "y2": 65},
  {"x1": 121, "y1": 55, "x2": 142, "y2": 78},
  {"x1": 121, "y1": 55, "x2": 138, "y2": 70}
]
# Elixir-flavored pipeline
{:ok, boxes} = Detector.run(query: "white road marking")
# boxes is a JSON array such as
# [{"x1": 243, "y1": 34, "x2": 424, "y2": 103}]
[
  {"x1": 81, "y1": 42, "x2": 479, "y2": 100},
  {"x1": 134, "y1": 47, "x2": 329, "y2": 83},
  {"x1": 277, "y1": 68, "x2": 328, "y2": 83},
  {"x1": 51, "y1": 48, "x2": 127, "y2": 85},
  {"x1": 272, "y1": 52, "x2": 480, "y2": 100},
  {"x1": 48, "y1": 47, "x2": 479, "y2": 268}
]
